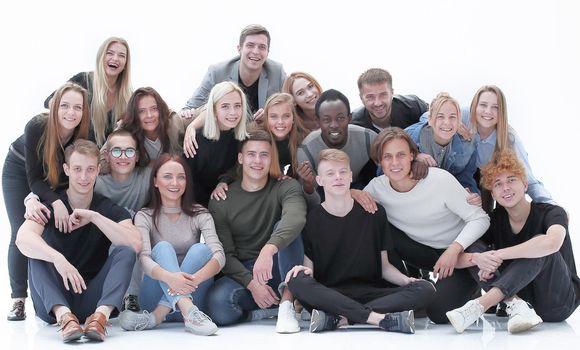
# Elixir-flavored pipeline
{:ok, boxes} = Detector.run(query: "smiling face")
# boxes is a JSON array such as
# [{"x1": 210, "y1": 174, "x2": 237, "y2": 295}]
[
  {"x1": 491, "y1": 172, "x2": 528, "y2": 209},
  {"x1": 215, "y1": 91, "x2": 243, "y2": 131},
  {"x1": 107, "y1": 135, "x2": 138, "y2": 178},
  {"x1": 238, "y1": 34, "x2": 269, "y2": 72},
  {"x1": 63, "y1": 152, "x2": 99, "y2": 196},
  {"x1": 267, "y1": 102, "x2": 293, "y2": 140},
  {"x1": 430, "y1": 100, "x2": 460, "y2": 145},
  {"x1": 154, "y1": 160, "x2": 187, "y2": 206},
  {"x1": 379, "y1": 138, "x2": 415, "y2": 189},
  {"x1": 476, "y1": 91, "x2": 499, "y2": 133},
  {"x1": 318, "y1": 99, "x2": 350, "y2": 148},
  {"x1": 58, "y1": 90, "x2": 84, "y2": 133},
  {"x1": 359, "y1": 82, "x2": 393, "y2": 125},
  {"x1": 316, "y1": 159, "x2": 352, "y2": 197},
  {"x1": 138, "y1": 95, "x2": 159, "y2": 139},
  {"x1": 238, "y1": 140, "x2": 272, "y2": 183},
  {"x1": 103, "y1": 41, "x2": 127, "y2": 78},
  {"x1": 291, "y1": 77, "x2": 320, "y2": 115}
]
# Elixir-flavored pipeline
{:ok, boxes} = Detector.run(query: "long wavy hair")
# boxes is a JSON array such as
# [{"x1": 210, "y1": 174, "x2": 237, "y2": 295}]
[
  {"x1": 92, "y1": 37, "x2": 132, "y2": 147},
  {"x1": 282, "y1": 71, "x2": 322, "y2": 128},
  {"x1": 469, "y1": 85, "x2": 509, "y2": 153},
  {"x1": 40, "y1": 82, "x2": 90, "y2": 188}
]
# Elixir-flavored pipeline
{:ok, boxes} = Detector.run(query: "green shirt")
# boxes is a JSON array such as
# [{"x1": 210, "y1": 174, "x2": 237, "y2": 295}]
[{"x1": 209, "y1": 177, "x2": 306, "y2": 286}]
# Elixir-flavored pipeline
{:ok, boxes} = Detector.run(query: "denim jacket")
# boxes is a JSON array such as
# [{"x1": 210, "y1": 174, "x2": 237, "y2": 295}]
[{"x1": 405, "y1": 120, "x2": 479, "y2": 193}]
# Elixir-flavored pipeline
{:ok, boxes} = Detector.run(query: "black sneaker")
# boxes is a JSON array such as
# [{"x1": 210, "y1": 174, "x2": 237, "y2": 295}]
[
  {"x1": 7, "y1": 300, "x2": 26, "y2": 321},
  {"x1": 379, "y1": 310, "x2": 415, "y2": 334},
  {"x1": 123, "y1": 295, "x2": 141, "y2": 312},
  {"x1": 309, "y1": 309, "x2": 340, "y2": 333},
  {"x1": 496, "y1": 302, "x2": 508, "y2": 317}
]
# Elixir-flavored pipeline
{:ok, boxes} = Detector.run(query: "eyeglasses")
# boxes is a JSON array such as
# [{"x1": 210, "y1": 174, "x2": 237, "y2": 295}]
[{"x1": 109, "y1": 147, "x2": 137, "y2": 158}]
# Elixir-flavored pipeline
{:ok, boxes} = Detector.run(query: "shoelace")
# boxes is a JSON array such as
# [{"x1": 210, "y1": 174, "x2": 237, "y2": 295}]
[
  {"x1": 133, "y1": 310, "x2": 153, "y2": 331},
  {"x1": 462, "y1": 303, "x2": 483, "y2": 326},
  {"x1": 125, "y1": 295, "x2": 139, "y2": 309},
  {"x1": 10, "y1": 301, "x2": 25, "y2": 315},
  {"x1": 381, "y1": 316, "x2": 401, "y2": 329},
  {"x1": 186, "y1": 310, "x2": 213, "y2": 325}
]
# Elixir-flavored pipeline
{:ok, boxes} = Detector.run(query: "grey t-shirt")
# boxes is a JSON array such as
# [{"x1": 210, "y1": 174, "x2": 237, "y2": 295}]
[{"x1": 94, "y1": 166, "x2": 152, "y2": 217}]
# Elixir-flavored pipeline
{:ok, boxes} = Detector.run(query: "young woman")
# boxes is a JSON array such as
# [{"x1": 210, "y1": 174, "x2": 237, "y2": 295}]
[
  {"x1": 2, "y1": 82, "x2": 90, "y2": 320},
  {"x1": 119, "y1": 154, "x2": 225, "y2": 336},
  {"x1": 466, "y1": 85, "x2": 555, "y2": 211},
  {"x1": 405, "y1": 92, "x2": 478, "y2": 193},
  {"x1": 186, "y1": 81, "x2": 249, "y2": 207},
  {"x1": 358, "y1": 127, "x2": 490, "y2": 324},
  {"x1": 44, "y1": 37, "x2": 132, "y2": 147},
  {"x1": 120, "y1": 87, "x2": 186, "y2": 165},
  {"x1": 282, "y1": 71, "x2": 322, "y2": 132}
]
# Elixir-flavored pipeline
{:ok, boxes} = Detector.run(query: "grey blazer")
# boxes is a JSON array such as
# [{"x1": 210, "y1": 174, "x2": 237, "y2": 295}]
[{"x1": 183, "y1": 56, "x2": 286, "y2": 110}]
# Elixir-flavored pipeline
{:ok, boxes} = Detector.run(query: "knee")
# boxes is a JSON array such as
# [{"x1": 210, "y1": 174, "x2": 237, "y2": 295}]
[
  {"x1": 186, "y1": 243, "x2": 212, "y2": 260},
  {"x1": 287, "y1": 271, "x2": 313, "y2": 296},
  {"x1": 152, "y1": 241, "x2": 174, "y2": 259}
]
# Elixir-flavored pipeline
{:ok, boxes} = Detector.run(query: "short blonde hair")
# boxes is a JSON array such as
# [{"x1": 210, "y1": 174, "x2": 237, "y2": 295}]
[
  {"x1": 204, "y1": 81, "x2": 249, "y2": 141},
  {"x1": 318, "y1": 149, "x2": 350, "y2": 170},
  {"x1": 428, "y1": 92, "x2": 461, "y2": 129},
  {"x1": 480, "y1": 150, "x2": 527, "y2": 191}
]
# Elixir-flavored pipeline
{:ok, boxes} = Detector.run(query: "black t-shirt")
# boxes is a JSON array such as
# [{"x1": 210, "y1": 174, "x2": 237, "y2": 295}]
[
  {"x1": 238, "y1": 73, "x2": 259, "y2": 114},
  {"x1": 483, "y1": 202, "x2": 577, "y2": 275},
  {"x1": 42, "y1": 192, "x2": 131, "y2": 280},
  {"x1": 303, "y1": 202, "x2": 392, "y2": 288},
  {"x1": 276, "y1": 139, "x2": 292, "y2": 175}
]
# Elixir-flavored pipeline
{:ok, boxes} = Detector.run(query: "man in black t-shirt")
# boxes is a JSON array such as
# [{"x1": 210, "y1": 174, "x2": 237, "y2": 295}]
[
  {"x1": 447, "y1": 151, "x2": 579, "y2": 334},
  {"x1": 276, "y1": 149, "x2": 435, "y2": 334},
  {"x1": 16, "y1": 140, "x2": 141, "y2": 343}
]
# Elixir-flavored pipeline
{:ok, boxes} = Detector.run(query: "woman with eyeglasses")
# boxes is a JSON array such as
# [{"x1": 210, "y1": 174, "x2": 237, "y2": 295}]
[{"x1": 2, "y1": 82, "x2": 90, "y2": 321}]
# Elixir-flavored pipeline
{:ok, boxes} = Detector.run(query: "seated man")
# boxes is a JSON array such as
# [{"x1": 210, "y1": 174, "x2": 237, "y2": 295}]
[
  {"x1": 447, "y1": 151, "x2": 580, "y2": 334},
  {"x1": 206, "y1": 128, "x2": 306, "y2": 326},
  {"x1": 16, "y1": 139, "x2": 141, "y2": 342},
  {"x1": 277, "y1": 149, "x2": 436, "y2": 334},
  {"x1": 297, "y1": 89, "x2": 378, "y2": 196}
]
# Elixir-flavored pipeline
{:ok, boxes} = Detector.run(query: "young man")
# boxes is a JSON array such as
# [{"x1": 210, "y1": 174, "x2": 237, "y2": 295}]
[
  {"x1": 297, "y1": 89, "x2": 378, "y2": 195},
  {"x1": 446, "y1": 151, "x2": 580, "y2": 334},
  {"x1": 16, "y1": 139, "x2": 141, "y2": 342},
  {"x1": 180, "y1": 24, "x2": 286, "y2": 120},
  {"x1": 351, "y1": 68, "x2": 428, "y2": 133},
  {"x1": 277, "y1": 149, "x2": 435, "y2": 334},
  {"x1": 206, "y1": 129, "x2": 306, "y2": 326},
  {"x1": 95, "y1": 129, "x2": 152, "y2": 312}
]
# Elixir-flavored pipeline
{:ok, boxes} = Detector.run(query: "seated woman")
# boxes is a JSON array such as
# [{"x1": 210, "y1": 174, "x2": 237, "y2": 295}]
[
  {"x1": 186, "y1": 81, "x2": 248, "y2": 207},
  {"x1": 405, "y1": 92, "x2": 478, "y2": 193},
  {"x1": 119, "y1": 154, "x2": 225, "y2": 336},
  {"x1": 282, "y1": 71, "x2": 323, "y2": 132},
  {"x1": 447, "y1": 151, "x2": 579, "y2": 334},
  {"x1": 120, "y1": 87, "x2": 187, "y2": 164},
  {"x1": 357, "y1": 127, "x2": 490, "y2": 324}
]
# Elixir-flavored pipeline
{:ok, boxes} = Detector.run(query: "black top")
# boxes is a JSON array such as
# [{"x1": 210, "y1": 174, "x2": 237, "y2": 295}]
[
  {"x1": 42, "y1": 191, "x2": 131, "y2": 280},
  {"x1": 276, "y1": 138, "x2": 292, "y2": 175},
  {"x1": 351, "y1": 94, "x2": 428, "y2": 133},
  {"x1": 187, "y1": 128, "x2": 240, "y2": 207},
  {"x1": 483, "y1": 202, "x2": 577, "y2": 276},
  {"x1": 303, "y1": 202, "x2": 392, "y2": 288},
  {"x1": 238, "y1": 73, "x2": 259, "y2": 114}
]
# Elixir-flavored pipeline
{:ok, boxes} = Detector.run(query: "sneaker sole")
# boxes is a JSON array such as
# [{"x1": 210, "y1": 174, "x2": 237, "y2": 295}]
[
  {"x1": 508, "y1": 319, "x2": 542, "y2": 334},
  {"x1": 446, "y1": 311, "x2": 467, "y2": 333},
  {"x1": 309, "y1": 309, "x2": 323, "y2": 333},
  {"x1": 185, "y1": 325, "x2": 218, "y2": 336},
  {"x1": 276, "y1": 324, "x2": 300, "y2": 334}
]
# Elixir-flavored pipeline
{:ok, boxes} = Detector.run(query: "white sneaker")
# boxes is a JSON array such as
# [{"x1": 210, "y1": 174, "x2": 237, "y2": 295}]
[
  {"x1": 119, "y1": 310, "x2": 157, "y2": 331},
  {"x1": 446, "y1": 300, "x2": 484, "y2": 333},
  {"x1": 276, "y1": 300, "x2": 300, "y2": 334},
  {"x1": 184, "y1": 306, "x2": 218, "y2": 336},
  {"x1": 506, "y1": 299, "x2": 543, "y2": 333}
]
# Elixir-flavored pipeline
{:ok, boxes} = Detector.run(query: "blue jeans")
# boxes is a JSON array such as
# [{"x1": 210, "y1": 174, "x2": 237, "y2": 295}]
[
  {"x1": 206, "y1": 236, "x2": 304, "y2": 326},
  {"x1": 139, "y1": 241, "x2": 214, "y2": 322}
]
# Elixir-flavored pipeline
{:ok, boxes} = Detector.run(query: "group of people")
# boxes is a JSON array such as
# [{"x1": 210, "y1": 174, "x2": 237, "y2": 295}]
[{"x1": 2, "y1": 23, "x2": 578, "y2": 343}]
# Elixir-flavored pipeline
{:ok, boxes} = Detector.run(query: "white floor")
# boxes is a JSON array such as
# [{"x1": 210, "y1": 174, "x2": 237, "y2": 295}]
[{"x1": 3, "y1": 299, "x2": 580, "y2": 350}]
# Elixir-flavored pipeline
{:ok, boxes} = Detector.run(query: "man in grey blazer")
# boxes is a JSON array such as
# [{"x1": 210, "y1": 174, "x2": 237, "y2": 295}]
[{"x1": 180, "y1": 24, "x2": 286, "y2": 121}]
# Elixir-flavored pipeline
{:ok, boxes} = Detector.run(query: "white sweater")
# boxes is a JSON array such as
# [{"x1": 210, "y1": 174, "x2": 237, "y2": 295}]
[{"x1": 364, "y1": 168, "x2": 489, "y2": 249}]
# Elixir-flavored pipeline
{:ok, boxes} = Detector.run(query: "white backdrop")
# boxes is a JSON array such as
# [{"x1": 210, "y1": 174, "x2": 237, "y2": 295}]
[{"x1": 0, "y1": 0, "x2": 579, "y2": 299}]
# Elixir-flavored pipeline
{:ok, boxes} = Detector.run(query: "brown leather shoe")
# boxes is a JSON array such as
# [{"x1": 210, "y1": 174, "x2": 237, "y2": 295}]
[
  {"x1": 59, "y1": 312, "x2": 83, "y2": 343},
  {"x1": 84, "y1": 312, "x2": 108, "y2": 341}
]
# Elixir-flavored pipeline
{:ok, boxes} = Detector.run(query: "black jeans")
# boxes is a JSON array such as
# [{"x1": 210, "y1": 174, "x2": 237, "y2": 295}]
[
  {"x1": 2, "y1": 150, "x2": 29, "y2": 298},
  {"x1": 288, "y1": 272, "x2": 436, "y2": 324},
  {"x1": 467, "y1": 240, "x2": 580, "y2": 322},
  {"x1": 388, "y1": 224, "x2": 480, "y2": 324}
]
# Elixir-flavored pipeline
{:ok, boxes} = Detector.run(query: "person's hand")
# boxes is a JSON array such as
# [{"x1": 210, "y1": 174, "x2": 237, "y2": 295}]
[
  {"x1": 253, "y1": 108, "x2": 265, "y2": 124},
  {"x1": 457, "y1": 124, "x2": 473, "y2": 141},
  {"x1": 183, "y1": 122, "x2": 199, "y2": 158},
  {"x1": 415, "y1": 153, "x2": 437, "y2": 167},
  {"x1": 54, "y1": 255, "x2": 86, "y2": 294},
  {"x1": 410, "y1": 159, "x2": 429, "y2": 180},
  {"x1": 179, "y1": 108, "x2": 195, "y2": 119},
  {"x1": 478, "y1": 269, "x2": 494, "y2": 282},
  {"x1": 247, "y1": 279, "x2": 279, "y2": 309},
  {"x1": 350, "y1": 189, "x2": 378, "y2": 213},
  {"x1": 433, "y1": 242, "x2": 463, "y2": 279},
  {"x1": 210, "y1": 182, "x2": 229, "y2": 201},
  {"x1": 166, "y1": 272, "x2": 197, "y2": 296},
  {"x1": 24, "y1": 198, "x2": 51, "y2": 225},
  {"x1": 466, "y1": 188, "x2": 482, "y2": 207},
  {"x1": 52, "y1": 200, "x2": 70, "y2": 233},
  {"x1": 284, "y1": 265, "x2": 313, "y2": 283},
  {"x1": 403, "y1": 276, "x2": 420, "y2": 285},
  {"x1": 471, "y1": 251, "x2": 502, "y2": 273},
  {"x1": 253, "y1": 251, "x2": 274, "y2": 285},
  {"x1": 68, "y1": 208, "x2": 95, "y2": 231},
  {"x1": 296, "y1": 161, "x2": 316, "y2": 194},
  {"x1": 277, "y1": 175, "x2": 292, "y2": 181}
]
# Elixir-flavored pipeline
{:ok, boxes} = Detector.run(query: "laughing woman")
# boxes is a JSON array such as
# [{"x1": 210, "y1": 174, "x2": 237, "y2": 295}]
[{"x1": 282, "y1": 71, "x2": 323, "y2": 132}]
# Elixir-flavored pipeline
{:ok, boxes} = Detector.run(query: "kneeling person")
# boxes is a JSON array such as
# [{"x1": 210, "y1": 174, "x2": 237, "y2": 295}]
[
  {"x1": 280, "y1": 149, "x2": 436, "y2": 334},
  {"x1": 16, "y1": 140, "x2": 141, "y2": 342}
]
